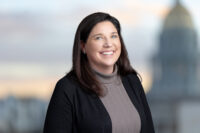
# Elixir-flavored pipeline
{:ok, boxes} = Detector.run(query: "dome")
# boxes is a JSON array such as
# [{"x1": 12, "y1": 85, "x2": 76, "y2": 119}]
[{"x1": 163, "y1": 1, "x2": 194, "y2": 29}]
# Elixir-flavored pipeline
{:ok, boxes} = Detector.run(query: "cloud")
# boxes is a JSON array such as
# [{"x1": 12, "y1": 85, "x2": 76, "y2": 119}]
[
  {"x1": 0, "y1": 62, "x2": 71, "y2": 79},
  {"x1": 0, "y1": 78, "x2": 57, "y2": 99},
  {"x1": 107, "y1": 0, "x2": 170, "y2": 28}
]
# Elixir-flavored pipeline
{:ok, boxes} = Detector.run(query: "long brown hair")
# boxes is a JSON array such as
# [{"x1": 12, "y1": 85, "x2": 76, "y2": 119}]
[{"x1": 70, "y1": 12, "x2": 138, "y2": 96}]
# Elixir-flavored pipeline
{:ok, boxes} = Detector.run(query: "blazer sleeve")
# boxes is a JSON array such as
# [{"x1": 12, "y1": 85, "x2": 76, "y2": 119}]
[
  {"x1": 134, "y1": 74, "x2": 155, "y2": 133},
  {"x1": 43, "y1": 78, "x2": 73, "y2": 133}
]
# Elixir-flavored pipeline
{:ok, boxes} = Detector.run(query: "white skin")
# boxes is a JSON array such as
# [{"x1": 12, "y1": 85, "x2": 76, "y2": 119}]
[{"x1": 81, "y1": 21, "x2": 121, "y2": 74}]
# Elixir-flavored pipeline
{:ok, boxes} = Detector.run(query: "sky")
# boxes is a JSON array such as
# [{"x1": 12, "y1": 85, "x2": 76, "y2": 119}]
[{"x1": 0, "y1": 0, "x2": 200, "y2": 99}]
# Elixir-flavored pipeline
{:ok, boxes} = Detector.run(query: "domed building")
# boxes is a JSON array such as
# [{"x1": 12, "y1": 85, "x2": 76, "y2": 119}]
[{"x1": 147, "y1": 1, "x2": 200, "y2": 133}]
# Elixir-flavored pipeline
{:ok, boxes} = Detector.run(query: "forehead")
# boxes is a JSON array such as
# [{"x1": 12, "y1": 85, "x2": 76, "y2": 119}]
[{"x1": 89, "y1": 21, "x2": 118, "y2": 35}]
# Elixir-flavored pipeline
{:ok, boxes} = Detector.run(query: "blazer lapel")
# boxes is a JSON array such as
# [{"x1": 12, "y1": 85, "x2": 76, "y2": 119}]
[{"x1": 121, "y1": 75, "x2": 145, "y2": 133}]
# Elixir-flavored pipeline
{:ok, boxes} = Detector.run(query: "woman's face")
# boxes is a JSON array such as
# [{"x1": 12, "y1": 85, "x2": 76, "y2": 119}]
[{"x1": 82, "y1": 21, "x2": 121, "y2": 74}]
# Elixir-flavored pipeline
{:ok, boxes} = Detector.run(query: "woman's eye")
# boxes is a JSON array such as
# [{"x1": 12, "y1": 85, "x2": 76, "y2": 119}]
[
  {"x1": 111, "y1": 35, "x2": 118, "y2": 38},
  {"x1": 95, "y1": 36, "x2": 102, "y2": 40}
]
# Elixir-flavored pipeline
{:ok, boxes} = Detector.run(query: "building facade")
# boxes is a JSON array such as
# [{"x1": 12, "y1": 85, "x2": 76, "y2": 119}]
[
  {"x1": 0, "y1": 96, "x2": 48, "y2": 133},
  {"x1": 148, "y1": 1, "x2": 200, "y2": 133}
]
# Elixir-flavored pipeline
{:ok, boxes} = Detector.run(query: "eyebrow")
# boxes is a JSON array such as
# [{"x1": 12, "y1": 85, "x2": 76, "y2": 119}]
[{"x1": 91, "y1": 32, "x2": 118, "y2": 38}]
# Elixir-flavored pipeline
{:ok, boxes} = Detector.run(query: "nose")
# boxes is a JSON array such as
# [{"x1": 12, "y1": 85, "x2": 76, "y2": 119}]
[{"x1": 103, "y1": 38, "x2": 112, "y2": 47}]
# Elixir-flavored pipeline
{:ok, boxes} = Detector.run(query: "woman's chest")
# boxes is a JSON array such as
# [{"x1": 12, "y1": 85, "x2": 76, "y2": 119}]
[{"x1": 72, "y1": 91, "x2": 112, "y2": 133}]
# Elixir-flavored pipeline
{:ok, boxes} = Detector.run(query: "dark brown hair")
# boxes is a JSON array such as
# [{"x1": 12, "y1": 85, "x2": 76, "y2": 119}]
[{"x1": 70, "y1": 12, "x2": 138, "y2": 96}]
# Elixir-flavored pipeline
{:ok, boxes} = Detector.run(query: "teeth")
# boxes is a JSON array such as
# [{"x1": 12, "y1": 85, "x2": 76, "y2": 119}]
[{"x1": 102, "y1": 51, "x2": 113, "y2": 55}]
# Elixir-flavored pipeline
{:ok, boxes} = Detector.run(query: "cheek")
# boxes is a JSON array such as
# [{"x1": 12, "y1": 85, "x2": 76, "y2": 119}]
[
  {"x1": 115, "y1": 39, "x2": 121, "y2": 49},
  {"x1": 117, "y1": 43, "x2": 121, "y2": 53},
  {"x1": 85, "y1": 43, "x2": 101, "y2": 55},
  {"x1": 117, "y1": 45, "x2": 122, "y2": 59}
]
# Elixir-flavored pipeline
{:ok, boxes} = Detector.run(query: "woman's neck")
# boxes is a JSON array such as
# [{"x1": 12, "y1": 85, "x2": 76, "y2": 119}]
[{"x1": 90, "y1": 64, "x2": 115, "y2": 75}]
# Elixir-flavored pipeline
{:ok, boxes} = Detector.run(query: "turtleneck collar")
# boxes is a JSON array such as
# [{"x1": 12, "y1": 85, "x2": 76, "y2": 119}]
[{"x1": 92, "y1": 65, "x2": 120, "y2": 84}]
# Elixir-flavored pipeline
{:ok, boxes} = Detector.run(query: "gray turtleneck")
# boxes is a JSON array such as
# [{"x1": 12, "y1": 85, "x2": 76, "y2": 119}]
[{"x1": 93, "y1": 66, "x2": 141, "y2": 133}]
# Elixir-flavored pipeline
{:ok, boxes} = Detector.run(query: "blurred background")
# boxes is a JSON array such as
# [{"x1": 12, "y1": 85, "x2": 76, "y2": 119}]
[{"x1": 0, "y1": 0, "x2": 200, "y2": 133}]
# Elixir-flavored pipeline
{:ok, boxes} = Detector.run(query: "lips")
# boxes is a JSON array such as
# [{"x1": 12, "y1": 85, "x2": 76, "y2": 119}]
[{"x1": 100, "y1": 50, "x2": 114, "y2": 55}]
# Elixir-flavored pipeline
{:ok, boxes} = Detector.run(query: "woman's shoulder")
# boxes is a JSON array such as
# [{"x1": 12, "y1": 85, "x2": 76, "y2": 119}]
[
  {"x1": 122, "y1": 72, "x2": 143, "y2": 91},
  {"x1": 123, "y1": 72, "x2": 141, "y2": 82},
  {"x1": 54, "y1": 70, "x2": 78, "y2": 94},
  {"x1": 54, "y1": 71, "x2": 94, "y2": 100}
]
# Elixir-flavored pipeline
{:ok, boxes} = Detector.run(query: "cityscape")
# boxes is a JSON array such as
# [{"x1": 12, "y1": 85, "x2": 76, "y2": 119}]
[{"x1": 0, "y1": 0, "x2": 200, "y2": 133}]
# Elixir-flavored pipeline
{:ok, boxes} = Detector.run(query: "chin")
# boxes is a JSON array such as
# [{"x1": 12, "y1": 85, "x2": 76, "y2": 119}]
[{"x1": 102, "y1": 62, "x2": 116, "y2": 68}]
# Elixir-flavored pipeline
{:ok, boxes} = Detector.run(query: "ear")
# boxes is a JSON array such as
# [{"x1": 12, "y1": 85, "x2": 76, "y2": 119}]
[{"x1": 80, "y1": 41, "x2": 86, "y2": 54}]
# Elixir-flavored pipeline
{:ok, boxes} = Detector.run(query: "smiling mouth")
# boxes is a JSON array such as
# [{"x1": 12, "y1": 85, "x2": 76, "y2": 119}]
[{"x1": 100, "y1": 51, "x2": 115, "y2": 55}]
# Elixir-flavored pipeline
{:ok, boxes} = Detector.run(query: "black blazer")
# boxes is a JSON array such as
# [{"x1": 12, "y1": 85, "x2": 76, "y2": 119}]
[{"x1": 43, "y1": 71, "x2": 155, "y2": 133}]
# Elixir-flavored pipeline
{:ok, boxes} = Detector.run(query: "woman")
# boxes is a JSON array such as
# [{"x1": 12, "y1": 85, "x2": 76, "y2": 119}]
[{"x1": 43, "y1": 12, "x2": 154, "y2": 133}]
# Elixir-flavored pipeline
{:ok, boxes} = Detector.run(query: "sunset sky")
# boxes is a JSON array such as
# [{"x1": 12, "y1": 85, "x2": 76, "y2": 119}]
[{"x1": 0, "y1": 0, "x2": 200, "y2": 99}]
